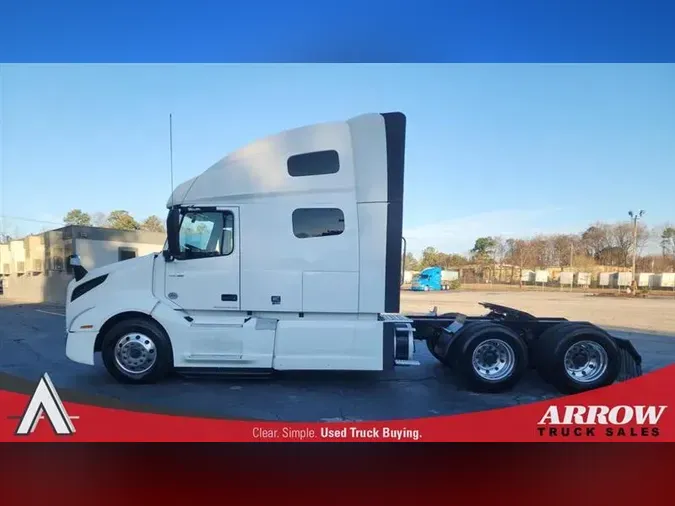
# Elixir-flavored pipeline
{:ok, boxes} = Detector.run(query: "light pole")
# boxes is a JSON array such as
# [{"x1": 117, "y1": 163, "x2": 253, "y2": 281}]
[{"x1": 628, "y1": 210, "x2": 645, "y2": 285}]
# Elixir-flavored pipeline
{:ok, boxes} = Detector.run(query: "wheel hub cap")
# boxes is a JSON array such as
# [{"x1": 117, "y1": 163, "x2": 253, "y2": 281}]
[
  {"x1": 564, "y1": 340, "x2": 608, "y2": 383},
  {"x1": 472, "y1": 339, "x2": 516, "y2": 382},
  {"x1": 114, "y1": 333, "x2": 157, "y2": 375}
]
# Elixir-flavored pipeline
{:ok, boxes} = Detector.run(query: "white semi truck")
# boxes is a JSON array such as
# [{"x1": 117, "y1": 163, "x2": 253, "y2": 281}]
[{"x1": 64, "y1": 112, "x2": 642, "y2": 394}]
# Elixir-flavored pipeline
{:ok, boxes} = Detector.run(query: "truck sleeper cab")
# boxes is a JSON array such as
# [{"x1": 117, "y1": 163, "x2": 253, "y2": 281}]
[
  {"x1": 64, "y1": 111, "x2": 642, "y2": 395},
  {"x1": 410, "y1": 266, "x2": 454, "y2": 291},
  {"x1": 65, "y1": 112, "x2": 412, "y2": 384}
]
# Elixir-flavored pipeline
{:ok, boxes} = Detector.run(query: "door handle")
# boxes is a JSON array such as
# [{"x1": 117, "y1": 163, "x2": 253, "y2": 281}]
[
  {"x1": 221, "y1": 294, "x2": 238, "y2": 302},
  {"x1": 169, "y1": 274, "x2": 185, "y2": 278}
]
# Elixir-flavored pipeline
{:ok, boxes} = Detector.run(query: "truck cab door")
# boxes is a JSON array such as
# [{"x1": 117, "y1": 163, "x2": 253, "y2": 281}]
[
  {"x1": 165, "y1": 207, "x2": 240, "y2": 311},
  {"x1": 164, "y1": 207, "x2": 273, "y2": 368}
]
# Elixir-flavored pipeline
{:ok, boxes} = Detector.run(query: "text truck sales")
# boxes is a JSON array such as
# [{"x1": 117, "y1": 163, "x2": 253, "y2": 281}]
[{"x1": 537, "y1": 405, "x2": 667, "y2": 438}]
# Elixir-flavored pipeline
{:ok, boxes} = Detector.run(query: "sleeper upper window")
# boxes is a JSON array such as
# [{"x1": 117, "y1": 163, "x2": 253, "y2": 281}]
[{"x1": 287, "y1": 150, "x2": 340, "y2": 177}]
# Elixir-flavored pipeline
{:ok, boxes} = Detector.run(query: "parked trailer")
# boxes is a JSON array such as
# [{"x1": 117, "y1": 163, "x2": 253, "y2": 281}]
[
  {"x1": 611, "y1": 272, "x2": 633, "y2": 288},
  {"x1": 63, "y1": 111, "x2": 642, "y2": 396},
  {"x1": 535, "y1": 270, "x2": 549, "y2": 284},
  {"x1": 575, "y1": 272, "x2": 591, "y2": 287},
  {"x1": 598, "y1": 272, "x2": 613, "y2": 287},
  {"x1": 654, "y1": 273, "x2": 675, "y2": 289},
  {"x1": 521, "y1": 270, "x2": 535, "y2": 283},
  {"x1": 559, "y1": 272, "x2": 574, "y2": 286},
  {"x1": 636, "y1": 273, "x2": 654, "y2": 288},
  {"x1": 442, "y1": 270, "x2": 459, "y2": 283}
]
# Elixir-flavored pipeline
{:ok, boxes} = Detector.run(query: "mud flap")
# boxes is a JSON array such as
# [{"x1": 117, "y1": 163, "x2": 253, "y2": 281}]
[{"x1": 613, "y1": 337, "x2": 643, "y2": 381}]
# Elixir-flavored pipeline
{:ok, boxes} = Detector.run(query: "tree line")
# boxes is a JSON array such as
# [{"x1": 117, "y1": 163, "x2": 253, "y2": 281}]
[
  {"x1": 63, "y1": 209, "x2": 166, "y2": 233},
  {"x1": 60, "y1": 211, "x2": 675, "y2": 271},
  {"x1": 405, "y1": 220, "x2": 675, "y2": 273}
]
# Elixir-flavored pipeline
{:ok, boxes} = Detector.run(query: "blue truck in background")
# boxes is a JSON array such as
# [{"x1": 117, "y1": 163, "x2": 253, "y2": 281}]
[{"x1": 410, "y1": 266, "x2": 458, "y2": 291}]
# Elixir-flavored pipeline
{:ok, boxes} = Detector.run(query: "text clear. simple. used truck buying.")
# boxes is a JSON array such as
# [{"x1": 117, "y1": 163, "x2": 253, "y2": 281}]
[{"x1": 64, "y1": 112, "x2": 642, "y2": 394}]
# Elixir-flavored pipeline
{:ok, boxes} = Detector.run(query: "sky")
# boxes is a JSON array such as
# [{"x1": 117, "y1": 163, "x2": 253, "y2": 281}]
[{"x1": 1, "y1": 64, "x2": 674, "y2": 256}]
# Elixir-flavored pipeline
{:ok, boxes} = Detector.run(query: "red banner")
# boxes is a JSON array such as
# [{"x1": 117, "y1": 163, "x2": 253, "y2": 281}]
[{"x1": 1, "y1": 365, "x2": 673, "y2": 442}]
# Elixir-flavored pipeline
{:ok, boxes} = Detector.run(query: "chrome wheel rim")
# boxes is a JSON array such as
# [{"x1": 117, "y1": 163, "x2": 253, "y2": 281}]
[
  {"x1": 472, "y1": 339, "x2": 516, "y2": 382},
  {"x1": 114, "y1": 333, "x2": 157, "y2": 375},
  {"x1": 564, "y1": 340, "x2": 608, "y2": 383}
]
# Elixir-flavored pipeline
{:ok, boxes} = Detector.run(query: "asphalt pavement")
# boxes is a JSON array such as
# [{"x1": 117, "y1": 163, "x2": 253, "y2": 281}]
[{"x1": 1, "y1": 300, "x2": 674, "y2": 421}]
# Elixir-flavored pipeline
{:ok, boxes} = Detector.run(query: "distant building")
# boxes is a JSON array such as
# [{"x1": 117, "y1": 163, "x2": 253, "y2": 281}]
[{"x1": 0, "y1": 225, "x2": 165, "y2": 304}]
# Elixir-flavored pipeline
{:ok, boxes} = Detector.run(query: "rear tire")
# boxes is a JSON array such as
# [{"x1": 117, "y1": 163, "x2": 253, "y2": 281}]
[
  {"x1": 534, "y1": 323, "x2": 620, "y2": 394},
  {"x1": 447, "y1": 323, "x2": 528, "y2": 393},
  {"x1": 101, "y1": 317, "x2": 174, "y2": 384},
  {"x1": 426, "y1": 330, "x2": 452, "y2": 366}
]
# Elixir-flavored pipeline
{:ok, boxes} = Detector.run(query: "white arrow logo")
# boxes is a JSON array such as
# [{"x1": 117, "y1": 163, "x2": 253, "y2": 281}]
[{"x1": 15, "y1": 373, "x2": 77, "y2": 436}]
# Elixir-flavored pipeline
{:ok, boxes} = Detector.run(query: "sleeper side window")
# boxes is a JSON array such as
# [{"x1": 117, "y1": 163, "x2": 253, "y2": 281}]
[{"x1": 292, "y1": 208, "x2": 345, "y2": 239}]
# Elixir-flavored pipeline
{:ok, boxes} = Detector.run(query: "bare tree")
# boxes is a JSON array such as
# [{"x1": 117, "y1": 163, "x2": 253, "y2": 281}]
[
  {"x1": 581, "y1": 221, "x2": 648, "y2": 267},
  {"x1": 403, "y1": 252, "x2": 420, "y2": 271},
  {"x1": 529, "y1": 235, "x2": 553, "y2": 268},
  {"x1": 91, "y1": 212, "x2": 109, "y2": 227},
  {"x1": 505, "y1": 238, "x2": 535, "y2": 284},
  {"x1": 581, "y1": 223, "x2": 612, "y2": 260},
  {"x1": 549, "y1": 234, "x2": 580, "y2": 267},
  {"x1": 608, "y1": 221, "x2": 649, "y2": 267},
  {"x1": 610, "y1": 222, "x2": 634, "y2": 266},
  {"x1": 441, "y1": 253, "x2": 469, "y2": 269},
  {"x1": 492, "y1": 236, "x2": 508, "y2": 282}
]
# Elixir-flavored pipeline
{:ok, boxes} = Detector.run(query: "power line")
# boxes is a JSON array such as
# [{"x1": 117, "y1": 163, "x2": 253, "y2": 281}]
[{"x1": 0, "y1": 215, "x2": 65, "y2": 226}]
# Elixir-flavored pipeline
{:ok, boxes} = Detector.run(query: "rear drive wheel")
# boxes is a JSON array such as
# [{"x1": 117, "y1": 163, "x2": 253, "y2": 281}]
[
  {"x1": 101, "y1": 317, "x2": 173, "y2": 384},
  {"x1": 534, "y1": 323, "x2": 619, "y2": 394},
  {"x1": 447, "y1": 323, "x2": 528, "y2": 393}
]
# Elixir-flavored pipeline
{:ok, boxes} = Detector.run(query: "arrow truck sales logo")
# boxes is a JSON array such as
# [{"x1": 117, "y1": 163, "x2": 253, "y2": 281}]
[
  {"x1": 537, "y1": 405, "x2": 667, "y2": 438},
  {"x1": 11, "y1": 373, "x2": 78, "y2": 436}
]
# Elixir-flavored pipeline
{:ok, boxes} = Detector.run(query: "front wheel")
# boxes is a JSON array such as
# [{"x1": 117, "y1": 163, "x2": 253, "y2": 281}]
[{"x1": 101, "y1": 317, "x2": 174, "y2": 384}]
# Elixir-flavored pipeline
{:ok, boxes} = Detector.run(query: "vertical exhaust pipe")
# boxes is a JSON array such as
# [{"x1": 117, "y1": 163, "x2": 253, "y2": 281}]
[{"x1": 401, "y1": 237, "x2": 407, "y2": 286}]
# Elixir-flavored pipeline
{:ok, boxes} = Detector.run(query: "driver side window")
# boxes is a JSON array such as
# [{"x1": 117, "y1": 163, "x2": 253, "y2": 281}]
[{"x1": 178, "y1": 210, "x2": 234, "y2": 259}]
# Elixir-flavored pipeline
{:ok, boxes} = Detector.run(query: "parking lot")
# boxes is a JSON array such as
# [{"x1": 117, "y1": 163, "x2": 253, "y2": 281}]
[{"x1": 1, "y1": 290, "x2": 674, "y2": 421}]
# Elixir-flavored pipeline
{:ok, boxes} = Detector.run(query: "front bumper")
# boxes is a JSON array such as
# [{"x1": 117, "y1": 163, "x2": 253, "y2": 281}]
[{"x1": 65, "y1": 330, "x2": 97, "y2": 366}]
